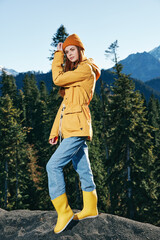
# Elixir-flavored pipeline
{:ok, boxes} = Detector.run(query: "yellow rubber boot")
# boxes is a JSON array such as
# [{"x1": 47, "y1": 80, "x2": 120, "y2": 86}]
[
  {"x1": 73, "y1": 189, "x2": 98, "y2": 220},
  {"x1": 52, "y1": 193, "x2": 74, "y2": 234}
]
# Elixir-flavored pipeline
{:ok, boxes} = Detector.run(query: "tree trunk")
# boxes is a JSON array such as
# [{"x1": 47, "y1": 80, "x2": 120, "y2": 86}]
[
  {"x1": 127, "y1": 143, "x2": 134, "y2": 219},
  {"x1": 16, "y1": 146, "x2": 19, "y2": 209},
  {"x1": 75, "y1": 175, "x2": 81, "y2": 209},
  {"x1": 4, "y1": 159, "x2": 8, "y2": 209},
  {"x1": 100, "y1": 78, "x2": 109, "y2": 161}
]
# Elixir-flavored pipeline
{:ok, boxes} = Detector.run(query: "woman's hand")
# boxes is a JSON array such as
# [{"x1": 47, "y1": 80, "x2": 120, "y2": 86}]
[
  {"x1": 57, "y1": 42, "x2": 63, "y2": 51},
  {"x1": 49, "y1": 137, "x2": 58, "y2": 145}
]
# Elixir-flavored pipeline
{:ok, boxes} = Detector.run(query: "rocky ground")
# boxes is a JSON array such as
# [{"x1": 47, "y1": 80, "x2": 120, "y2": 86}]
[{"x1": 0, "y1": 208, "x2": 160, "y2": 240}]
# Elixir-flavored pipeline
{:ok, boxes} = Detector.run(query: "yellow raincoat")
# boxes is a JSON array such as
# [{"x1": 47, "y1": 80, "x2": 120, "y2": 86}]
[{"x1": 49, "y1": 51, "x2": 101, "y2": 142}]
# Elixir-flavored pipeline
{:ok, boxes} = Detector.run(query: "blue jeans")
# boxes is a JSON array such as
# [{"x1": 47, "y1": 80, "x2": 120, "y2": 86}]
[{"x1": 46, "y1": 137, "x2": 96, "y2": 200}]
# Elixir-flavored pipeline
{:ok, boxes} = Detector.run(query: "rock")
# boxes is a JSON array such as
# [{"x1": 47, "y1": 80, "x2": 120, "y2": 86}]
[
  {"x1": 0, "y1": 209, "x2": 160, "y2": 240},
  {"x1": 0, "y1": 208, "x2": 7, "y2": 213}
]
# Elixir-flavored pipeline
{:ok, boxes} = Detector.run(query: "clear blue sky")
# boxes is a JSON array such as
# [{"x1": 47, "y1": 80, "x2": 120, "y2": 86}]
[{"x1": 0, "y1": 0, "x2": 160, "y2": 73}]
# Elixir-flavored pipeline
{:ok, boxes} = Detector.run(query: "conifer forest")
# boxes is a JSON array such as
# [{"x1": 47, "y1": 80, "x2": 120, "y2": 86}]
[{"x1": 0, "y1": 27, "x2": 160, "y2": 227}]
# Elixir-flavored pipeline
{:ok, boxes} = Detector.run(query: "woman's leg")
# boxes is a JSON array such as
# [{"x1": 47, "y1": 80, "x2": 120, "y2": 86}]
[
  {"x1": 46, "y1": 136, "x2": 87, "y2": 234},
  {"x1": 72, "y1": 140, "x2": 98, "y2": 220},
  {"x1": 46, "y1": 136, "x2": 86, "y2": 200},
  {"x1": 72, "y1": 140, "x2": 96, "y2": 192}
]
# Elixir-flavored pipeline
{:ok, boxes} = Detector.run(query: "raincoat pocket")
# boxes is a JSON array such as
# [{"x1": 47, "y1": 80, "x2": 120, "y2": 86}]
[{"x1": 63, "y1": 105, "x2": 82, "y2": 132}]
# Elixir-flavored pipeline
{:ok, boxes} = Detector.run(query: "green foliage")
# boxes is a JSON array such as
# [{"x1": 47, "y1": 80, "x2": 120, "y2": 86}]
[
  {"x1": 146, "y1": 95, "x2": 160, "y2": 225},
  {"x1": 0, "y1": 95, "x2": 36, "y2": 209},
  {"x1": 104, "y1": 41, "x2": 157, "y2": 224},
  {"x1": 22, "y1": 74, "x2": 40, "y2": 142},
  {"x1": 0, "y1": 71, "x2": 18, "y2": 106}
]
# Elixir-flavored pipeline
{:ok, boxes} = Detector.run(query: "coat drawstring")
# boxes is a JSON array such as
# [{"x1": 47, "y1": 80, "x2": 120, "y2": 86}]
[{"x1": 59, "y1": 103, "x2": 66, "y2": 144}]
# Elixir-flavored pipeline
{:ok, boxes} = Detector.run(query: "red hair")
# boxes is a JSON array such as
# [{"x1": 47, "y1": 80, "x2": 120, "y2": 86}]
[{"x1": 58, "y1": 46, "x2": 84, "y2": 97}]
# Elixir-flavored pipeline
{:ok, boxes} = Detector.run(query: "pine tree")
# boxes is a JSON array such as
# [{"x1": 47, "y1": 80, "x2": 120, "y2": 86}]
[
  {"x1": 0, "y1": 95, "x2": 35, "y2": 209},
  {"x1": 40, "y1": 81, "x2": 48, "y2": 102},
  {"x1": 33, "y1": 81, "x2": 52, "y2": 209},
  {"x1": 34, "y1": 81, "x2": 50, "y2": 145},
  {"x1": 99, "y1": 77, "x2": 110, "y2": 162},
  {"x1": 22, "y1": 74, "x2": 40, "y2": 142},
  {"x1": 147, "y1": 95, "x2": 160, "y2": 225},
  {"x1": 154, "y1": 99, "x2": 160, "y2": 226},
  {"x1": 104, "y1": 41, "x2": 156, "y2": 223},
  {"x1": 49, "y1": 24, "x2": 69, "y2": 60},
  {"x1": 0, "y1": 71, "x2": 18, "y2": 106},
  {"x1": 147, "y1": 94, "x2": 159, "y2": 145}
]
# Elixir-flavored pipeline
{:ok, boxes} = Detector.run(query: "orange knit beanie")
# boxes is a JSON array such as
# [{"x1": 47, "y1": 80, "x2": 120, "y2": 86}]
[{"x1": 62, "y1": 34, "x2": 85, "y2": 51}]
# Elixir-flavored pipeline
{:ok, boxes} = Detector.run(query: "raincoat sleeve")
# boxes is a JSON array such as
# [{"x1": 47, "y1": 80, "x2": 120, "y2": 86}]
[
  {"x1": 49, "y1": 101, "x2": 64, "y2": 141},
  {"x1": 52, "y1": 51, "x2": 93, "y2": 87}
]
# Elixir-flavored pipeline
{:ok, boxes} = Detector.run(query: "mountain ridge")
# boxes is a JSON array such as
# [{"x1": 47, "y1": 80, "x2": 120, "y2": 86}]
[
  {"x1": 106, "y1": 44, "x2": 160, "y2": 82},
  {"x1": 119, "y1": 51, "x2": 160, "y2": 82},
  {"x1": 0, "y1": 65, "x2": 19, "y2": 77},
  {"x1": 97, "y1": 69, "x2": 160, "y2": 102},
  {"x1": 145, "y1": 77, "x2": 160, "y2": 92}
]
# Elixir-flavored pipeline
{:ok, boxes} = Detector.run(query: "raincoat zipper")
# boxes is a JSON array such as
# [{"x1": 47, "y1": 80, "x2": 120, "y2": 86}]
[{"x1": 59, "y1": 103, "x2": 66, "y2": 144}]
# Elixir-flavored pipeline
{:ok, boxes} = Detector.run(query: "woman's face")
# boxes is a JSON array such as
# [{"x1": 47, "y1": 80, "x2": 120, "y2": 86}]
[{"x1": 64, "y1": 45, "x2": 79, "y2": 62}]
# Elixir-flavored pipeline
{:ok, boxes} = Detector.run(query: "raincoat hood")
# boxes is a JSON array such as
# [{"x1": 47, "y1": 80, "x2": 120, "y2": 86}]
[{"x1": 84, "y1": 58, "x2": 101, "y2": 81}]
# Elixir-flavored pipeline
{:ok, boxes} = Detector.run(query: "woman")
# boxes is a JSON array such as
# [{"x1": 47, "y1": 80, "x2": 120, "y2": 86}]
[{"x1": 46, "y1": 34, "x2": 101, "y2": 234}]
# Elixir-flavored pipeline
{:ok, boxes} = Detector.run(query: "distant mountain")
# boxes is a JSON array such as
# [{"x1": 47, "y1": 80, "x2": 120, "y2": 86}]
[
  {"x1": 149, "y1": 45, "x2": 160, "y2": 61},
  {"x1": 0, "y1": 65, "x2": 44, "y2": 77},
  {"x1": 119, "y1": 51, "x2": 160, "y2": 82},
  {"x1": 0, "y1": 66, "x2": 19, "y2": 77},
  {"x1": 97, "y1": 69, "x2": 160, "y2": 102},
  {"x1": 14, "y1": 71, "x2": 52, "y2": 92}
]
